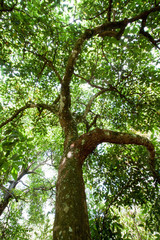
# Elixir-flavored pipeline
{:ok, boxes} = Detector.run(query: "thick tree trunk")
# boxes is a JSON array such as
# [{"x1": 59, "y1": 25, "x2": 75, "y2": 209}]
[
  {"x1": 53, "y1": 147, "x2": 91, "y2": 240},
  {"x1": 53, "y1": 128, "x2": 160, "y2": 239}
]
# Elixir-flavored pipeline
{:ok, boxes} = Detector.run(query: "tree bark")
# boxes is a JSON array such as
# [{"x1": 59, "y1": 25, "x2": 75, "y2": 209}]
[
  {"x1": 53, "y1": 6, "x2": 160, "y2": 239},
  {"x1": 53, "y1": 128, "x2": 160, "y2": 239},
  {"x1": 53, "y1": 147, "x2": 91, "y2": 240}
]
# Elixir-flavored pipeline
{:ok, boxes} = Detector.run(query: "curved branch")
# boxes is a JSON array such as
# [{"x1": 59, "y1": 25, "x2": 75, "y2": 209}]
[
  {"x1": 0, "y1": 100, "x2": 59, "y2": 129},
  {"x1": 0, "y1": 105, "x2": 29, "y2": 129},
  {"x1": 75, "y1": 128, "x2": 160, "y2": 183},
  {"x1": 62, "y1": 5, "x2": 160, "y2": 88}
]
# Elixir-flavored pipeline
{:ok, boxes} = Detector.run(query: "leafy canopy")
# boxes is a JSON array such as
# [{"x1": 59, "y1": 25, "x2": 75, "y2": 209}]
[{"x1": 0, "y1": 0, "x2": 160, "y2": 239}]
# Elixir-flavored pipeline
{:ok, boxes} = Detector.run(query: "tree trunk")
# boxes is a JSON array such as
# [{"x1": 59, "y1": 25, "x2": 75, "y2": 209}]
[
  {"x1": 53, "y1": 146, "x2": 91, "y2": 240},
  {"x1": 53, "y1": 128, "x2": 160, "y2": 239}
]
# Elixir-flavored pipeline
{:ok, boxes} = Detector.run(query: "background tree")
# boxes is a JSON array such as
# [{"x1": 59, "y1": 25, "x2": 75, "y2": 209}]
[{"x1": 0, "y1": 0, "x2": 160, "y2": 239}]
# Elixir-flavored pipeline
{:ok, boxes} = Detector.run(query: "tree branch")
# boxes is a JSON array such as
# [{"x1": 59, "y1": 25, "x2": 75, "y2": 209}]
[
  {"x1": 0, "y1": 101, "x2": 59, "y2": 129},
  {"x1": 74, "y1": 73, "x2": 134, "y2": 105},
  {"x1": 74, "y1": 73, "x2": 104, "y2": 90},
  {"x1": 128, "y1": 5, "x2": 160, "y2": 23},
  {"x1": 0, "y1": 166, "x2": 29, "y2": 215},
  {"x1": 108, "y1": 84, "x2": 134, "y2": 104},
  {"x1": 75, "y1": 128, "x2": 160, "y2": 183},
  {"x1": 83, "y1": 89, "x2": 107, "y2": 119},
  {"x1": 0, "y1": 0, "x2": 17, "y2": 12},
  {"x1": 85, "y1": 7, "x2": 109, "y2": 21},
  {"x1": 0, "y1": 154, "x2": 55, "y2": 215},
  {"x1": 59, "y1": 5, "x2": 160, "y2": 145},
  {"x1": 24, "y1": 185, "x2": 55, "y2": 194},
  {"x1": 139, "y1": 16, "x2": 160, "y2": 49},
  {"x1": 107, "y1": 0, "x2": 113, "y2": 22},
  {"x1": 37, "y1": 60, "x2": 47, "y2": 79},
  {"x1": 23, "y1": 48, "x2": 63, "y2": 83}
]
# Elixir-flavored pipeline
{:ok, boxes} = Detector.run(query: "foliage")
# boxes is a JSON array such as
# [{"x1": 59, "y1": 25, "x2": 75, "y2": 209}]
[
  {"x1": 84, "y1": 144, "x2": 160, "y2": 239},
  {"x1": 0, "y1": 201, "x2": 32, "y2": 240},
  {"x1": 0, "y1": 0, "x2": 160, "y2": 239}
]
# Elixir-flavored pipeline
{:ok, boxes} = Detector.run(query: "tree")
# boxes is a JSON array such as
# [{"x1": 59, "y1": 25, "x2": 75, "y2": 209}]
[{"x1": 0, "y1": 0, "x2": 160, "y2": 239}]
